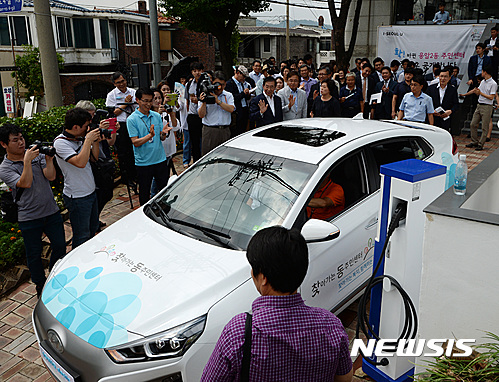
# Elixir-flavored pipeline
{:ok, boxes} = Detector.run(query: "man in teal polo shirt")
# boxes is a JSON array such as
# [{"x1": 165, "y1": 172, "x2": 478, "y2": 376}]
[
  {"x1": 127, "y1": 88, "x2": 169, "y2": 205},
  {"x1": 397, "y1": 75, "x2": 434, "y2": 125}
]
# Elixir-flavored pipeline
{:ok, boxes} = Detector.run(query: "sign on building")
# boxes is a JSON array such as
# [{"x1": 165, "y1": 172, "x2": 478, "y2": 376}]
[
  {"x1": 3, "y1": 87, "x2": 15, "y2": 114},
  {"x1": 377, "y1": 25, "x2": 487, "y2": 91},
  {"x1": 0, "y1": 0, "x2": 22, "y2": 13}
]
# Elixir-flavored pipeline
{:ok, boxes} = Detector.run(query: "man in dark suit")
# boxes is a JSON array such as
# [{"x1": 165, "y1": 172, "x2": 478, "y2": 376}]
[
  {"x1": 424, "y1": 63, "x2": 441, "y2": 84},
  {"x1": 225, "y1": 65, "x2": 251, "y2": 137},
  {"x1": 249, "y1": 76, "x2": 283, "y2": 128},
  {"x1": 484, "y1": 27, "x2": 499, "y2": 81},
  {"x1": 466, "y1": 43, "x2": 492, "y2": 112},
  {"x1": 356, "y1": 63, "x2": 376, "y2": 119},
  {"x1": 371, "y1": 66, "x2": 397, "y2": 120},
  {"x1": 426, "y1": 67, "x2": 459, "y2": 132},
  {"x1": 370, "y1": 57, "x2": 384, "y2": 84}
]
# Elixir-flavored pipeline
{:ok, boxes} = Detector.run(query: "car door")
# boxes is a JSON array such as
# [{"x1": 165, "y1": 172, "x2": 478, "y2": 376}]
[{"x1": 301, "y1": 149, "x2": 379, "y2": 313}]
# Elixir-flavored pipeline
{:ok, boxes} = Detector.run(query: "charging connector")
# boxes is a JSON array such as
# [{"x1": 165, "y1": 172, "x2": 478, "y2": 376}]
[{"x1": 356, "y1": 201, "x2": 416, "y2": 367}]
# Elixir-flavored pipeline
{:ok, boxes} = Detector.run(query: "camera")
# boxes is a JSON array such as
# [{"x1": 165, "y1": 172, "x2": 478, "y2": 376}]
[
  {"x1": 197, "y1": 73, "x2": 222, "y2": 104},
  {"x1": 163, "y1": 104, "x2": 174, "y2": 113},
  {"x1": 29, "y1": 141, "x2": 56, "y2": 157},
  {"x1": 91, "y1": 109, "x2": 113, "y2": 138},
  {"x1": 98, "y1": 128, "x2": 112, "y2": 139}
]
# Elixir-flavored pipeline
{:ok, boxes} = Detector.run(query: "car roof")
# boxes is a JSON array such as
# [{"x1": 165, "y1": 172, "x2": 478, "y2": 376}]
[{"x1": 225, "y1": 118, "x2": 439, "y2": 164}]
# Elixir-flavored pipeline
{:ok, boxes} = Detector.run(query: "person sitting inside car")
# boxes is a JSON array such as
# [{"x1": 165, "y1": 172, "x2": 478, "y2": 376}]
[{"x1": 307, "y1": 177, "x2": 345, "y2": 220}]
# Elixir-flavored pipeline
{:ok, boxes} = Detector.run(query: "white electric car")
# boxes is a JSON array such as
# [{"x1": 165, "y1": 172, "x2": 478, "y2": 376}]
[{"x1": 33, "y1": 118, "x2": 457, "y2": 382}]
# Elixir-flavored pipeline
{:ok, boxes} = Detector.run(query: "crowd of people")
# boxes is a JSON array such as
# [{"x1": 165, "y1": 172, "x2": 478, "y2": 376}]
[{"x1": 0, "y1": 25, "x2": 498, "y2": 303}]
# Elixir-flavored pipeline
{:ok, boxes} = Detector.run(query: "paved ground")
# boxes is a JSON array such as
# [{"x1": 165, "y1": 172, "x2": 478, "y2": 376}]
[{"x1": 0, "y1": 133, "x2": 496, "y2": 381}]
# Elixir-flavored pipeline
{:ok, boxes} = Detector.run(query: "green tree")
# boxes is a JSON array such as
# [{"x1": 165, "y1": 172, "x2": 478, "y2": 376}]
[
  {"x1": 12, "y1": 45, "x2": 64, "y2": 102},
  {"x1": 328, "y1": 0, "x2": 363, "y2": 70},
  {"x1": 161, "y1": 0, "x2": 269, "y2": 76}
]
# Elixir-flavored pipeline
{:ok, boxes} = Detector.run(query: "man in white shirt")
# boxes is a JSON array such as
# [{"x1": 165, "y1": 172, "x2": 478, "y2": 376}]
[
  {"x1": 462, "y1": 66, "x2": 498, "y2": 150},
  {"x1": 198, "y1": 72, "x2": 235, "y2": 155},
  {"x1": 105, "y1": 72, "x2": 136, "y2": 187},
  {"x1": 249, "y1": 60, "x2": 263, "y2": 86}
]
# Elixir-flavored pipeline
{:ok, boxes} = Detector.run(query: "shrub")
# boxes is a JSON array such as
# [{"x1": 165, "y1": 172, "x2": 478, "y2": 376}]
[{"x1": 0, "y1": 221, "x2": 25, "y2": 270}]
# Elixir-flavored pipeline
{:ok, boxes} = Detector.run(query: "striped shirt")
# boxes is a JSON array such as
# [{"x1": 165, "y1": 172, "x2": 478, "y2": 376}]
[{"x1": 201, "y1": 293, "x2": 352, "y2": 382}]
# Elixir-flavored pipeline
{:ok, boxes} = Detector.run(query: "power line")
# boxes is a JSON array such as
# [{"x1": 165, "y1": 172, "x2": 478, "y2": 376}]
[{"x1": 268, "y1": 0, "x2": 330, "y2": 10}]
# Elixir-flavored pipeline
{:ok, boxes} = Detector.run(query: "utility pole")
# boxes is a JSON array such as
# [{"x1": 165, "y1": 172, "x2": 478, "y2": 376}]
[
  {"x1": 148, "y1": 0, "x2": 162, "y2": 85},
  {"x1": 286, "y1": 0, "x2": 290, "y2": 60},
  {"x1": 33, "y1": 0, "x2": 63, "y2": 108}
]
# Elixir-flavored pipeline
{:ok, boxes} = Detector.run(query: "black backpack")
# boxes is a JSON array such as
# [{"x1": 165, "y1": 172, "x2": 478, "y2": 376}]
[{"x1": 0, "y1": 188, "x2": 24, "y2": 223}]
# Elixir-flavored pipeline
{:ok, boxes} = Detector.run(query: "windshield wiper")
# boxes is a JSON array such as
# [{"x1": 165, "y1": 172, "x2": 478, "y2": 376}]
[
  {"x1": 144, "y1": 201, "x2": 177, "y2": 232},
  {"x1": 168, "y1": 218, "x2": 241, "y2": 250}
]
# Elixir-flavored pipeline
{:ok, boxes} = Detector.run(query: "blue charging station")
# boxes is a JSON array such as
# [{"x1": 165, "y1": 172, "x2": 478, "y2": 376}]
[{"x1": 362, "y1": 159, "x2": 446, "y2": 382}]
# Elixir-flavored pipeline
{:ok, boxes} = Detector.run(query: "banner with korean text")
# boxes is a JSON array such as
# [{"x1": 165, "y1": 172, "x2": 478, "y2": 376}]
[{"x1": 377, "y1": 25, "x2": 486, "y2": 91}]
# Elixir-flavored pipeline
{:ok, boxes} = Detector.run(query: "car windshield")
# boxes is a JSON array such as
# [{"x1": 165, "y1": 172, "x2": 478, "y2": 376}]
[{"x1": 149, "y1": 146, "x2": 316, "y2": 249}]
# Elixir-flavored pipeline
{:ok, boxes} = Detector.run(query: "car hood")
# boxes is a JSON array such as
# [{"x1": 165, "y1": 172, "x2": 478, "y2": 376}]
[{"x1": 41, "y1": 208, "x2": 250, "y2": 349}]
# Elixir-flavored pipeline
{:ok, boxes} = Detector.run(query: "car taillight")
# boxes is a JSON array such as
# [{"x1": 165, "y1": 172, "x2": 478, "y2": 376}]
[{"x1": 452, "y1": 138, "x2": 458, "y2": 155}]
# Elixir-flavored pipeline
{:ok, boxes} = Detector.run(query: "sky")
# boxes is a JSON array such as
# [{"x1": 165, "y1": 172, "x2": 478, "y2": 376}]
[{"x1": 69, "y1": 0, "x2": 333, "y2": 26}]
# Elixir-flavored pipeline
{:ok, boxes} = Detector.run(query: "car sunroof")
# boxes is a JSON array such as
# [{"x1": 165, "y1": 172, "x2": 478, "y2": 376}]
[{"x1": 253, "y1": 125, "x2": 346, "y2": 147}]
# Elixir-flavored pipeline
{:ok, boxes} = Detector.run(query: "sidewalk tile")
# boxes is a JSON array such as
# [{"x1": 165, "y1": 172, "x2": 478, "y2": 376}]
[
  {"x1": 18, "y1": 346, "x2": 40, "y2": 363},
  {"x1": 8, "y1": 334, "x2": 36, "y2": 355},
  {"x1": 3, "y1": 332, "x2": 32, "y2": 353},
  {"x1": 0, "y1": 335, "x2": 13, "y2": 348},
  {"x1": 0, "y1": 302, "x2": 21, "y2": 320},
  {"x1": 3, "y1": 327, "x2": 25, "y2": 339},
  {"x1": 32, "y1": 371, "x2": 55, "y2": 382},
  {"x1": 0, "y1": 358, "x2": 28, "y2": 380},
  {"x1": 19, "y1": 363, "x2": 45, "y2": 379},
  {"x1": 11, "y1": 292, "x2": 31, "y2": 304},
  {"x1": 13, "y1": 306, "x2": 32, "y2": 320},
  {"x1": 1, "y1": 313, "x2": 23, "y2": 327}
]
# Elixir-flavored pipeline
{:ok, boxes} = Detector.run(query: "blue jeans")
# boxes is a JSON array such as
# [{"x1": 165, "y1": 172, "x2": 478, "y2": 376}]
[
  {"x1": 18, "y1": 212, "x2": 66, "y2": 285},
  {"x1": 63, "y1": 192, "x2": 99, "y2": 250},
  {"x1": 183, "y1": 129, "x2": 191, "y2": 165}
]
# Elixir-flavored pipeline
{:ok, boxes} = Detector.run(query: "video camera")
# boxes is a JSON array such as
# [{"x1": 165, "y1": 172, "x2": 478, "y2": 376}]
[
  {"x1": 91, "y1": 109, "x2": 116, "y2": 139},
  {"x1": 197, "y1": 73, "x2": 222, "y2": 104},
  {"x1": 29, "y1": 141, "x2": 56, "y2": 157}
]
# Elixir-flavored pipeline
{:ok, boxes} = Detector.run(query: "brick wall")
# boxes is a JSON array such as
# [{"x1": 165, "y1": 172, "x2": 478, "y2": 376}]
[
  {"x1": 116, "y1": 21, "x2": 151, "y2": 63},
  {"x1": 60, "y1": 74, "x2": 113, "y2": 105},
  {"x1": 173, "y1": 29, "x2": 215, "y2": 70}
]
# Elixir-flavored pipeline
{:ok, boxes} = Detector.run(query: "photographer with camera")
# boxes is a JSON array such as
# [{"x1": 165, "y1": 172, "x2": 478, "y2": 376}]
[
  {"x1": 75, "y1": 100, "x2": 119, "y2": 228},
  {"x1": 54, "y1": 108, "x2": 103, "y2": 249},
  {"x1": 186, "y1": 62, "x2": 204, "y2": 162},
  {"x1": 0, "y1": 123, "x2": 66, "y2": 298},
  {"x1": 198, "y1": 71, "x2": 235, "y2": 156}
]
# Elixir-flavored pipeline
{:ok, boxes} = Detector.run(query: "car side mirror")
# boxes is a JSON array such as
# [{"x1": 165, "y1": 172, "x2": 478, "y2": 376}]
[
  {"x1": 301, "y1": 219, "x2": 340, "y2": 243},
  {"x1": 167, "y1": 174, "x2": 178, "y2": 187}
]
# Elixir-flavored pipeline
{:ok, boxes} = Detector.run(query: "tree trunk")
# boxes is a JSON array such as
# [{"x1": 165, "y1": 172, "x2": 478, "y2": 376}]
[
  {"x1": 214, "y1": 32, "x2": 235, "y2": 79},
  {"x1": 329, "y1": 0, "x2": 363, "y2": 71}
]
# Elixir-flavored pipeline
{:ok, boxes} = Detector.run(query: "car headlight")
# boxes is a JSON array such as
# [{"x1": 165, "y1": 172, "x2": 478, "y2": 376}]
[{"x1": 105, "y1": 315, "x2": 206, "y2": 363}]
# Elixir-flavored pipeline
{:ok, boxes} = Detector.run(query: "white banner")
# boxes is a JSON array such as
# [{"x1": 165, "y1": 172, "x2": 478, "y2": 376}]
[{"x1": 377, "y1": 25, "x2": 486, "y2": 89}]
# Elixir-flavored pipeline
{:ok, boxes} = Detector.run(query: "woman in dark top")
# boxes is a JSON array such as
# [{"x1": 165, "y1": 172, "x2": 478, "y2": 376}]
[
  {"x1": 340, "y1": 73, "x2": 364, "y2": 117},
  {"x1": 310, "y1": 80, "x2": 341, "y2": 117}
]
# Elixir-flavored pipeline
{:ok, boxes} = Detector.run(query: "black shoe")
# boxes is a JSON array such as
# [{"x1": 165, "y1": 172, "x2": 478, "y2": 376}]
[
  {"x1": 36, "y1": 283, "x2": 44, "y2": 299},
  {"x1": 465, "y1": 143, "x2": 478, "y2": 148},
  {"x1": 466, "y1": 133, "x2": 471, "y2": 138},
  {"x1": 486, "y1": 137, "x2": 491, "y2": 142},
  {"x1": 99, "y1": 221, "x2": 106, "y2": 228},
  {"x1": 475, "y1": 145, "x2": 483, "y2": 151}
]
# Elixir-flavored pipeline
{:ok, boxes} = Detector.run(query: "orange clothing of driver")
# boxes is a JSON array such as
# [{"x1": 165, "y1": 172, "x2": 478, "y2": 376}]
[{"x1": 306, "y1": 181, "x2": 345, "y2": 220}]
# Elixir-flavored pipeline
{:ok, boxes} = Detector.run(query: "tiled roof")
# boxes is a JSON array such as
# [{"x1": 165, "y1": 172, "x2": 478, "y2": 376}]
[
  {"x1": 22, "y1": 0, "x2": 150, "y2": 18},
  {"x1": 239, "y1": 26, "x2": 320, "y2": 37}
]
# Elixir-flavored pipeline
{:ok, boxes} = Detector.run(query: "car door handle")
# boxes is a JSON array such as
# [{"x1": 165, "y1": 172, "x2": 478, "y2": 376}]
[{"x1": 365, "y1": 217, "x2": 378, "y2": 230}]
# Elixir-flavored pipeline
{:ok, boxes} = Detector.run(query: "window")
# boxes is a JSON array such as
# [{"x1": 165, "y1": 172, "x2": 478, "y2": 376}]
[
  {"x1": 307, "y1": 38, "x2": 314, "y2": 52},
  {"x1": 159, "y1": 30, "x2": 171, "y2": 51},
  {"x1": 73, "y1": 18, "x2": 95, "y2": 48},
  {"x1": 320, "y1": 37, "x2": 331, "y2": 51},
  {"x1": 125, "y1": 23, "x2": 141, "y2": 45},
  {"x1": 368, "y1": 137, "x2": 432, "y2": 190},
  {"x1": 0, "y1": 16, "x2": 30, "y2": 46},
  {"x1": 263, "y1": 37, "x2": 270, "y2": 53},
  {"x1": 57, "y1": 17, "x2": 73, "y2": 48},
  {"x1": 99, "y1": 19, "x2": 110, "y2": 49}
]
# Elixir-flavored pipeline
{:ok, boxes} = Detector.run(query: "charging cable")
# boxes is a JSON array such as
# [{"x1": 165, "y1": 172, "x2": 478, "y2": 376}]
[{"x1": 356, "y1": 202, "x2": 418, "y2": 367}]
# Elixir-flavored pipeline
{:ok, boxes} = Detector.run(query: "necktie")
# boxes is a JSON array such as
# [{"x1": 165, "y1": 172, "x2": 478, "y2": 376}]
[{"x1": 363, "y1": 78, "x2": 367, "y2": 101}]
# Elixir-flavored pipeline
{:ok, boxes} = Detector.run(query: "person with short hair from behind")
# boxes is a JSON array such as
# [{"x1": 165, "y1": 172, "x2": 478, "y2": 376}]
[
  {"x1": 53, "y1": 108, "x2": 103, "y2": 249},
  {"x1": 0, "y1": 123, "x2": 66, "y2": 298},
  {"x1": 201, "y1": 226, "x2": 353, "y2": 382}
]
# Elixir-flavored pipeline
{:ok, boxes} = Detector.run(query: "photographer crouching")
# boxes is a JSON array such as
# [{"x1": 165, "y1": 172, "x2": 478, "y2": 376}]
[
  {"x1": 198, "y1": 71, "x2": 235, "y2": 156},
  {"x1": 53, "y1": 108, "x2": 103, "y2": 249},
  {"x1": 76, "y1": 100, "x2": 119, "y2": 230},
  {"x1": 0, "y1": 124, "x2": 66, "y2": 298}
]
